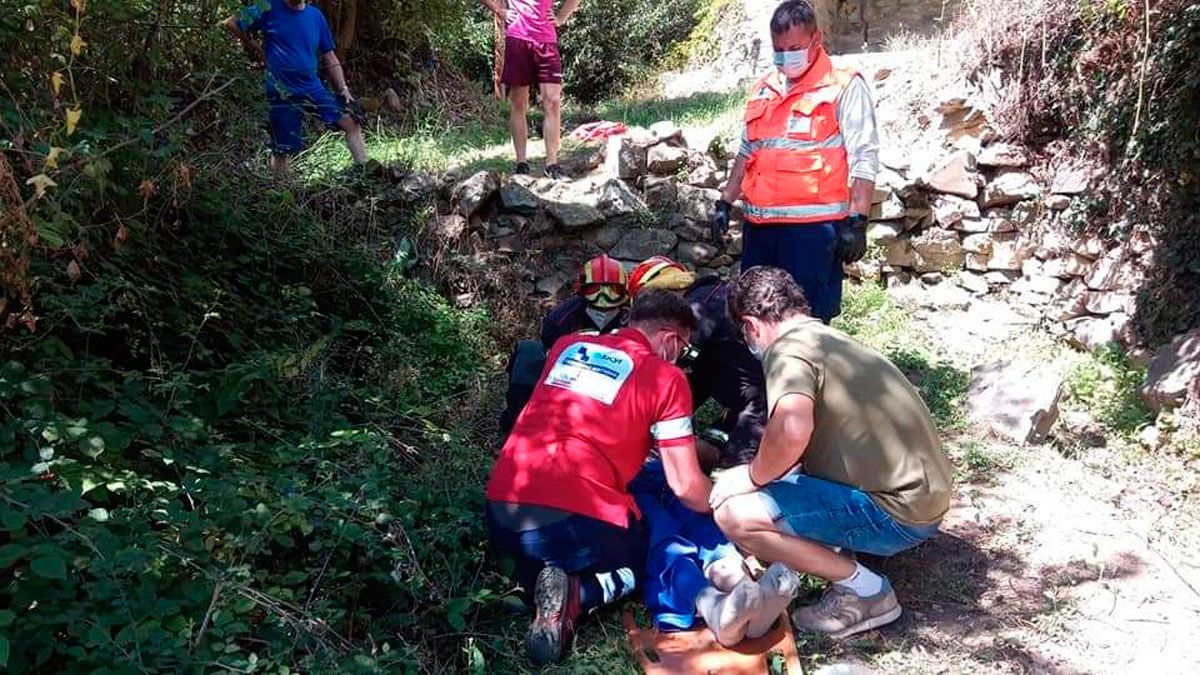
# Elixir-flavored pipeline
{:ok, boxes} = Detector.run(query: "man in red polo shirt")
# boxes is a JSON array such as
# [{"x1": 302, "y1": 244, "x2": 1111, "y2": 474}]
[{"x1": 486, "y1": 290, "x2": 712, "y2": 664}]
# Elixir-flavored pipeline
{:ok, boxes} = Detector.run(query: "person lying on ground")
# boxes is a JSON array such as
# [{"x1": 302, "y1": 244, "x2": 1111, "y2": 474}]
[
  {"x1": 627, "y1": 256, "x2": 768, "y2": 470},
  {"x1": 498, "y1": 254, "x2": 629, "y2": 437},
  {"x1": 711, "y1": 266, "x2": 953, "y2": 638},
  {"x1": 485, "y1": 290, "x2": 711, "y2": 665},
  {"x1": 221, "y1": 0, "x2": 367, "y2": 179}
]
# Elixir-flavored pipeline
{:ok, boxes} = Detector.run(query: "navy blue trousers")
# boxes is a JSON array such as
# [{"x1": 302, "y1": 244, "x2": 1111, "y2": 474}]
[{"x1": 741, "y1": 222, "x2": 843, "y2": 323}]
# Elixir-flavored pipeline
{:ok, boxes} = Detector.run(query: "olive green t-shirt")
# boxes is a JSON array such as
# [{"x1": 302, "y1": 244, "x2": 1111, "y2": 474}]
[{"x1": 763, "y1": 319, "x2": 952, "y2": 525}]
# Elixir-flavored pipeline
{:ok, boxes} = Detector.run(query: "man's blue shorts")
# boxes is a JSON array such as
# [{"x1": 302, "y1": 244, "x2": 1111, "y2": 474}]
[
  {"x1": 752, "y1": 472, "x2": 940, "y2": 557},
  {"x1": 264, "y1": 72, "x2": 346, "y2": 156}
]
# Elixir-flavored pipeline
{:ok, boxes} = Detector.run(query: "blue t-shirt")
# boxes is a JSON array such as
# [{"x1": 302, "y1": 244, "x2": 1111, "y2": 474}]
[{"x1": 238, "y1": 1, "x2": 335, "y2": 84}]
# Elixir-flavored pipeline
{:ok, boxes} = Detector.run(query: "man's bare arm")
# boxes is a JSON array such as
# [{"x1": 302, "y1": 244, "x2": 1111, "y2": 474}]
[
  {"x1": 221, "y1": 15, "x2": 265, "y2": 65},
  {"x1": 721, "y1": 154, "x2": 747, "y2": 203},
  {"x1": 661, "y1": 442, "x2": 714, "y2": 513},
  {"x1": 850, "y1": 177, "x2": 874, "y2": 217},
  {"x1": 555, "y1": 0, "x2": 582, "y2": 24},
  {"x1": 320, "y1": 51, "x2": 351, "y2": 99},
  {"x1": 748, "y1": 393, "x2": 814, "y2": 486},
  {"x1": 479, "y1": 0, "x2": 508, "y2": 21}
]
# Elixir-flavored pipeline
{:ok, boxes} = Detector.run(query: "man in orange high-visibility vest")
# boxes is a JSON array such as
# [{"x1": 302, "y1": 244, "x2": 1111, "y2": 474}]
[{"x1": 711, "y1": 0, "x2": 879, "y2": 323}]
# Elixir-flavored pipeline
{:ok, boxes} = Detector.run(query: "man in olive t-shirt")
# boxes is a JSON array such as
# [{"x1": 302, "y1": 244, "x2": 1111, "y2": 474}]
[{"x1": 709, "y1": 266, "x2": 952, "y2": 639}]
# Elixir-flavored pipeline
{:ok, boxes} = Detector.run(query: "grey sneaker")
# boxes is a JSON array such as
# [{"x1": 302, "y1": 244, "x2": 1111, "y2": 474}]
[{"x1": 791, "y1": 579, "x2": 901, "y2": 638}]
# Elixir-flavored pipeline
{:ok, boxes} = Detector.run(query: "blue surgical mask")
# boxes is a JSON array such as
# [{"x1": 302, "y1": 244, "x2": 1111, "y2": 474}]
[{"x1": 773, "y1": 49, "x2": 810, "y2": 79}]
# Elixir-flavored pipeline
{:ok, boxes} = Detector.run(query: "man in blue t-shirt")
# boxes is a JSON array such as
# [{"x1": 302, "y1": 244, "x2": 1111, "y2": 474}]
[{"x1": 222, "y1": 0, "x2": 367, "y2": 177}]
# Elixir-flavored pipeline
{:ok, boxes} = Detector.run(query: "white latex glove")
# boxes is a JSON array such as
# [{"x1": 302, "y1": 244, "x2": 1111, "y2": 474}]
[{"x1": 709, "y1": 464, "x2": 758, "y2": 510}]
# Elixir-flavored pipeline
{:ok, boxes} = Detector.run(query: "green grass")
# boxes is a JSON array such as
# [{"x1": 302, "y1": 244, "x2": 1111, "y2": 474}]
[{"x1": 1063, "y1": 343, "x2": 1152, "y2": 437}]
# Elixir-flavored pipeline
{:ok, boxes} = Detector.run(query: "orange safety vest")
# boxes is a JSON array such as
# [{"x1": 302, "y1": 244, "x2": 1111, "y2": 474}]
[{"x1": 741, "y1": 50, "x2": 858, "y2": 225}]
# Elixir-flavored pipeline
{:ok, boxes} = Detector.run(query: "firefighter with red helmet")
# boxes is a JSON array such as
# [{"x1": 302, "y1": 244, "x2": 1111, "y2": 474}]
[{"x1": 499, "y1": 255, "x2": 631, "y2": 437}]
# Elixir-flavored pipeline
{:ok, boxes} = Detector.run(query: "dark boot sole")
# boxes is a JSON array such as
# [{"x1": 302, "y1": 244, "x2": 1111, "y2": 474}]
[{"x1": 526, "y1": 566, "x2": 569, "y2": 665}]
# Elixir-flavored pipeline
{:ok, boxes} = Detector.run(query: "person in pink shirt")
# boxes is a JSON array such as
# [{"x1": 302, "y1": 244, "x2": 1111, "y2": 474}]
[{"x1": 480, "y1": 0, "x2": 581, "y2": 180}]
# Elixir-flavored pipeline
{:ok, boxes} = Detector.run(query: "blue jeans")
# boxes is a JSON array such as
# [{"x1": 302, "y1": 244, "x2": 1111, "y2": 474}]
[
  {"x1": 741, "y1": 222, "x2": 843, "y2": 323},
  {"x1": 754, "y1": 473, "x2": 940, "y2": 557}
]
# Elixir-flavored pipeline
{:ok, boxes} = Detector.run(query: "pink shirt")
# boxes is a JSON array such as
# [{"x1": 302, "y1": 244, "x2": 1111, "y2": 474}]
[{"x1": 506, "y1": 0, "x2": 557, "y2": 44}]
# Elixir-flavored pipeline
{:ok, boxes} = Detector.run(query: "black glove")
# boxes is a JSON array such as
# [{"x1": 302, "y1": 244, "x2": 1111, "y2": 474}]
[
  {"x1": 711, "y1": 199, "x2": 732, "y2": 243},
  {"x1": 835, "y1": 213, "x2": 869, "y2": 263}
]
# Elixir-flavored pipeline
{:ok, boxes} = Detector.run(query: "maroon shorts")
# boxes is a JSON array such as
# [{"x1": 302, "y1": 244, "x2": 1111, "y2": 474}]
[{"x1": 501, "y1": 36, "x2": 563, "y2": 87}]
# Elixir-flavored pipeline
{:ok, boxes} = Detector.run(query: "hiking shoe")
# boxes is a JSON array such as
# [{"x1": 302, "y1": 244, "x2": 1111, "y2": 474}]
[
  {"x1": 526, "y1": 566, "x2": 580, "y2": 665},
  {"x1": 544, "y1": 163, "x2": 570, "y2": 181},
  {"x1": 791, "y1": 578, "x2": 901, "y2": 638},
  {"x1": 515, "y1": 161, "x2": 531, "y2": 175}
]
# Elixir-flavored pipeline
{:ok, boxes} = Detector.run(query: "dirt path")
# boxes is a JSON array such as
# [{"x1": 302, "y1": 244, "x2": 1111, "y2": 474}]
[{"x1": 823, "y1": 296, "x2": 1200, "y2": 674}]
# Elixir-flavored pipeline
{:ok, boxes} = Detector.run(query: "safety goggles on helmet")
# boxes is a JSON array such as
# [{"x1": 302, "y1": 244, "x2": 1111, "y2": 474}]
[{"x1": 582, "y1": 283, "x2": 628, "y2": 309}]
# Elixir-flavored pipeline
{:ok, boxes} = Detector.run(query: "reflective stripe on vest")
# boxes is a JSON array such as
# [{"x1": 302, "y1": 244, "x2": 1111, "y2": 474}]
[
  {"x1": 746, "y1": 133, "x2": 846, "y2": 154},
  {"x1": 742, "y1": 201, "x2": 851, "y2": 221}
]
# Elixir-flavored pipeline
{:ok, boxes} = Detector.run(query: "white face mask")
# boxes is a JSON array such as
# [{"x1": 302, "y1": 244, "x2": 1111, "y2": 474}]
[
  {"x1": 773, "y1": 49, "x2": 810, "y2": 79},
  {"x1": 585, "y1": 307, "x2": 620, "y2": 330}
]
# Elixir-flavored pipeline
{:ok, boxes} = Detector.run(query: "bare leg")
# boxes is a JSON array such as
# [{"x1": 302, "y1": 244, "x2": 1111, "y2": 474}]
[
  {"x1": 508, "y1": 86, "x2": 531, "y2": 163},
  {"x1": 338, "y1": 114, "x2": 367, "y2": 164},
  {"x1": 715, "y1": 494, "x2": 856, "y2": 582},
  {"x1": 270, "y1": 154, "x2": 290, "y2": 180},
  {"x1": 539, "y1": 82, "x2": 562, "y2": 166}
]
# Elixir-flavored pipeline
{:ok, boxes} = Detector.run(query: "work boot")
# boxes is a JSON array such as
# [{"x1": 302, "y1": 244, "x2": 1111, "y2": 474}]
[
  {"x1": 544, "y1": 163, "x2": 569, "y2": 181},
  {"x1": 791, "y1": 578, "x2": 901, "y2": 639},
  {"x1": 526, "y1": 566, "x2": 581, "y2": 665},
  {"x1": 515, "y1": 161, "x2": 531, "y2": 175}
]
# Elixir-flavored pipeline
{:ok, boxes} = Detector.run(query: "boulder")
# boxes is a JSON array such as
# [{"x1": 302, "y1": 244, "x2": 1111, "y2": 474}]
[
  {"x1": 535, "y1": 272, "x2": 570, "y2": 296},
  {"x1": 1052, "y1": 166, "x2": 1090, "y2": 195},
  {"x1": 649, "y1": 120, "x2": 684, "y2": 146},
  {"x1": 1011, "y1": 273, "x2": 1063, "y2": 296},
  {"x1": 644, "y1": 176, "x2": 679, "y2": 211},
  {"x1": 910, "y1": 228, "x2": 965, "y2": 273},
  {"x1": 1141, "y1": 329, "x2": 1200, "y2": 413},
  {"x1": 923, "y1": 150, "x2": 979, "y2": 198},
  {"x1": 677, "y1": 184, "x2": 720, "y2": 222},
  {"x1": 988, "y1": 233, "x2": 1035, "y2": 271},
  {"x1": 884, "y1": 239, "x2": 917, "y2": 268},
  {"x1": 606, "y1": 132, "x2": 650, "y2": 179},
  {"x1": 676, "y1": 241, "x2": 720, "y2": 266},
  {"x1": 687, "y1": 161, "x2": 722, "y2": 189},
  {"x1": 1044, "y1": 253, "x2": 1092, "y2": 278},
  {"x1": 984, "y1": 211, "x2": 1018, "y2": 233},
  {"x1": 985, "y1": 270, "x2": 1019, "y2": 285},
  {"x1": 586, "y1": 223, "x2": 625, "y2": 251},
  {"x1": 499, "y1": 178, "x2": 542, "y2": 215},
  {"x1": 1082, "y1": 290, "x2": 1131, "y2": 315},
  {"x1": 1065, "y1": 316, "x2": 1120, "y2": 351},
  {"x1": 965, "y1": 251, "x2": 989, "y2": 271},
  {"x1": 545, "y1": 200, "x2": 605, "y2": 231},
  {"x1": 1083, "y1": 248, "x2": 1124, "y2": 290},
  {"x1": 958, "y1": 272, "x2": 989, "y2": 294},
  {"x1": 978, "y1": 143, "x2": 1029, "y2": 168},
  {"x1": 920, "y1": 271, "x2": 944, "y2": 285},
  {"x1": 958, "y1": 217, "x2": 989, "y2": 233},
  {"x1": 397, "y1": 171, "x2": 439, "y2": 201},
  {"x1": 879, "y1": 146, "x2": 911, "y2": 171},
  {"x1": 932, "y1": 195, "x2": 981, "y2": 228},
  {"x1": 726, "y1": 229, "x2": 744, "y2": 256},
  {"x1": 981, "y1": 171, "x2": 1041, "y2": 207},
  {"x1": 610, "y1": 228, "x2": 679, "y2": 261},
  {"x1": 596, "y1": 178, "x2": 647, "y2": 221},
  {"x1": 962, "y1": 233, "x2": 993, "y2": 255},
  {"x1": 1045, "y1": 194, "x2": 1072, "y2": 211},
  {"x1": 647, "y1": 144, "x2": 688, "y2": 175},
  {"x1": 1071, "y1": 235, "x2": 1107, "y2": 260},
  {"x1": 452, "y1": 170, "x2": 501, "y2": 218},
  {"x1": 967, "y1": 360, "x2": 1064, "y2": 444},
  {"x1": 868, "y1": 222, "x2": 903, "y2": 246},
  {"x1": 673, "y1": 220, "x2": 708, "y2": 242},
  {"x1": 870, "y1": 192, "x2": 906, "y2": 221}
]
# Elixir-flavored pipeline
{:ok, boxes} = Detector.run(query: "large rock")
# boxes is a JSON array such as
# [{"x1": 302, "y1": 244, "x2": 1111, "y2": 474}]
[
  {"x1": 910, "y1": 228, "x2": 965, "y2": 273},
  {"x1": 1141, "y1": 329, "x2": 1200, "y2": 413},
  {"x1": 932, "y1": 195, "x2": 981, "y2": 228},
  {"x1": 606, "y1": 130, "x2": 651, "y2": 179},
  {"x1": 1071, "y1": 234, "x2": 1107, "y2": 260},
  {"x1": 923, "y1": 150, "x2": 980, "y2": 198},
  {"x1": 649, "y1": 120, "x2": 684, "y2": 146},
  {"x1": 452, "y1": 170, "x2": 500, "y2": 218},
  {"x1": 967, "y1": 360, "x2": 1064, "y2": 444},
  {"x1": 545, "y1": 200, "x2": 605, "y2": 231},
  {"x1": 962, "y1": 233, "x2": 993, "y2": 255},
  {"x1": 429, "y1": 214, "x2": 467, "y2": 243},
  {"x1": 982, "y1": 171, "x2": 1041, "y2": 207},
  {"x1": 1052, "y1": 166, "x2": 1090, "y2": 194},
  {"x1": 1083, "y1": 247, "x2": 1126, "y2": 291},
  {"x1": 1083, "y1": 291, "x2": 1133, "y2": 315},
  {"x1": 499, "y1": 178, "x2": 542, "y2": 215},
  {"x1": 868, "y1": 222, "x2": 903, "y2": 246},
  {"x1": 978, "y1": 143, "x2": 1029, "y2": 168},
  {"x1": 687, "y1": 160, "x2": 722, "y2": 189},
  {"x1": 596, "y1": 178, "x2": 647, "y2": 221},
  {"x1": 677, "y1": 184, "x2": 720, "y2": 222},
  {"x1": 1043, "y1": 253, "x2": 1093, "y2": 278},
  {"x1": 644, "y1": 176, "x2": 679, "y2": 211},
  {"x1": 610, "y1": 228, "x2": 678, "y2": 261},
  {"x1": 673, "y1": 219, "x2": 708, "y2": 242},
  {"x1": 870, "y1": 192, "x2": 906, "y2": 221},
  {"x1": 958, "y1": 271, "x2": 989, "y2": 294},
  {"x1": 988, "y1": 233, "x2": 1035, "y2": 271},
  {"x1": 647, "y1": 144, "x2": 688, "y2": 175},
  {"x1": 1065, "y1": 316, "x2": 1121, "y2": 351},
  {"x1": 586, "y1": 223, "x2": 624, "y2": 251}
]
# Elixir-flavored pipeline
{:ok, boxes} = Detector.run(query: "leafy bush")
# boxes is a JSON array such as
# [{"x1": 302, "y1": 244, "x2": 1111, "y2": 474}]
[{"x1": 1065, "y1": 344, "x2": 1151, "y2": 436}]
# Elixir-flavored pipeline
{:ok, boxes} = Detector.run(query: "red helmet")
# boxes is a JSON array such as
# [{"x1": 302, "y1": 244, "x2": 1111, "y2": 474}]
[
  {"x1": 576, "y1": 255, "x2": 629, "y2": 309},
  {"x1": 627, "y1": 256, "x2": 696, "y2": 298}
]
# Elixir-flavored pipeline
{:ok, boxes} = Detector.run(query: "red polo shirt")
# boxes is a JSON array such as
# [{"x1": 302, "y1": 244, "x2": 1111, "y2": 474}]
[{"x1": 486, "y1": 328, "x2": 695, "y2": 527}]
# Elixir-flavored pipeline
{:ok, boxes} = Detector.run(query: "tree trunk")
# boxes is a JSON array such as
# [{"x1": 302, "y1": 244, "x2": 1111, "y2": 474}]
[{"x1": 338, "y1": 0, "x2": 359, "y2": 54}]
